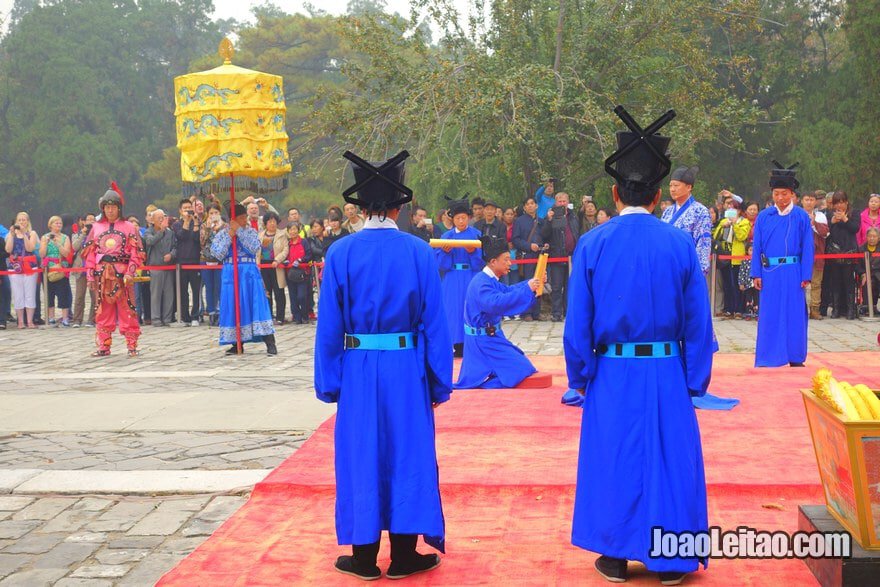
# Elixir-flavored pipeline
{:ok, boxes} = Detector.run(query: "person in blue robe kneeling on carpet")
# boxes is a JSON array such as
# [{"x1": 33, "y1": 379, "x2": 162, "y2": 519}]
[
  {"x1": 211, "y1": 202, "x2": 277, "y2": 356},
  {"x1": 750, "y1": 161, "x2": 814, "y2": 368},
  {"x1": 455, "y1": 234, "x2": 542, "y2": 389},
  {"x1": 315, "y1": 150, "x2": 452, "y2": 581},
  {"x1": 564, "y1": 106, "x2": 714, "y2": 586}
]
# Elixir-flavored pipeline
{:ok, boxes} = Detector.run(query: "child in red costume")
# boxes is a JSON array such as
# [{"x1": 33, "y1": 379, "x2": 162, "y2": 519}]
[{"x1": 83, "y1": 183, "x2": 146, "y2": 357}]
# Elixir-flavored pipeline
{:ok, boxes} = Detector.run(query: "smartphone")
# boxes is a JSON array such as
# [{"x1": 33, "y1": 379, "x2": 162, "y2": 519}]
[{"x1": 424, "y1": 218, "x2": 433, "y2": 227}]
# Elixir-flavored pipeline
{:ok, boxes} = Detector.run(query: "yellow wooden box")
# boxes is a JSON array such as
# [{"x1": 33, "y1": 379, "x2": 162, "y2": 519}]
[{"x1": 801, "y1": 388, "x2": 880, "y2": 550}]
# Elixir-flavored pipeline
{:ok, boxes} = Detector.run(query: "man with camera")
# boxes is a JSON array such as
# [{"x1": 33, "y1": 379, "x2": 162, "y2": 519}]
[
  {"x1": 172, "y1": 199, "x2": 202, "y2": 326},
  {"x1": 408, "y1": 206, "x2": 433, "y2": 242},
  {"x1": 71, "y1": 214, "x2": 98, "y2": 327},
  {"x1": 535, "y1": 177, "x2": 558, "y2": 219},
  {"x1": 541, "y1": 192, "x2": 579, "y2": 322}
]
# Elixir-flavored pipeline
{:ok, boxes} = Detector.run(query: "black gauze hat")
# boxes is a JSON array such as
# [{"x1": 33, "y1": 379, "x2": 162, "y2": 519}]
[
  {"x1": 604, "y1": 106, "x2": 676, "y2": 194},
  {"x1": 481, "y1": 235, "x2": 508, "y2": 261},
  {"x1": 769, "y1": 160, "x2": 800, "y2": 191},
  {"x1": 342, "y1": 150, "x2": 413, "y2": 214},
  {"x1": 670, "y1": 166, "x2": 699, "y2": 186},
  {"x1": 446, "y1": 196, "x2": 471, "y2": 217},
  {"x1": 225, "y1": 201, "x2": 247, "y2": 219}
]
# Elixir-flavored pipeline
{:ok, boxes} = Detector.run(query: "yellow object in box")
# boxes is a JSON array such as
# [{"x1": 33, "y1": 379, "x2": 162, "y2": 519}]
[{"x1": 801, "y1": 386, "x2": 880, "y2": 549}]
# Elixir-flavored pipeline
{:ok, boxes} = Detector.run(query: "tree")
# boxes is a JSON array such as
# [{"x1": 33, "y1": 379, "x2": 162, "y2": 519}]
[{"x1": 0, "y1": 0, "x2": 222, "y2": 221}]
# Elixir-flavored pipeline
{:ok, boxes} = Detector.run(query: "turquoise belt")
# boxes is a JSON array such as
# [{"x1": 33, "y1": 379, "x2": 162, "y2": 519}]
[
  {"x1": 767, "y1": 256, "x2": 799, "y2": 266},
  {"x1": 453, "y1": 263, "x2": 471, "y2": 270},
  {"x1": 464, "y1": 322, "x2": 501, "y2": 336},
  {"x1": 344, "y1": 332, "x2": 416, "y2": 350},
  {"x1": 597, "y1": 341, "x2": 680, "y2": 359}
]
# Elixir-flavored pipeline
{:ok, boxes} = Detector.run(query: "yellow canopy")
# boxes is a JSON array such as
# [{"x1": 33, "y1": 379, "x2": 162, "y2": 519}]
[{"x1": 173, "y1": 41, "x2": 291, "y2": 194}]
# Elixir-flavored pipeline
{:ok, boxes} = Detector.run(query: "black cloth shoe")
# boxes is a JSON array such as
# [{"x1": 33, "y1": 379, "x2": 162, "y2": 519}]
[
  {"x1": 659, "y1": 571, "x2": 687, "y2": 585},
  {"x1": 594, "y1": 556, "x2": 627, "y2": 583},
  {"x1": 334, "y1": 556, "x2": 381, "y2": 581},
  {"x1": 789, "y1": 362, "x2": 805, "y2": 367},
  {"x1": 226, "y1": 345, "x2": 244, "y2": 355},
  {"x1": 386, "y1": 553, "x2": 441, "y2": 580},
  {"x1": 264, "y1": 334, "x2": 277, "y2": 356}
]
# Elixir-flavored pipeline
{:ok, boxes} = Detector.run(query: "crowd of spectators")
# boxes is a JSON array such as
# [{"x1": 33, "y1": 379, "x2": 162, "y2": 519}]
[{"x1": 1, "y1": 185, "x2": 878, "y2": 331}]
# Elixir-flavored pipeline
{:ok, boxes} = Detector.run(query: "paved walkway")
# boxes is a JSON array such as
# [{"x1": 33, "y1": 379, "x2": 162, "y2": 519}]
[{"x1": 0, "y1": 317, "x2": 876, "y2": 584}]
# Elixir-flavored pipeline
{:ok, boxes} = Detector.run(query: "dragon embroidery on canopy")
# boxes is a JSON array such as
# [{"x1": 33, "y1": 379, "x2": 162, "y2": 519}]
[{"x1": 178, "y1": 84, "x2": 239, "y2": 106}]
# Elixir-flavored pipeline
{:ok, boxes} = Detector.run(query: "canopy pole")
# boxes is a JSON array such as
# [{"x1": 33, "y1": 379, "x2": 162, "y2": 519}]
[{"x1": 231, "y1": 172, "x2": 243, "y2": 353}]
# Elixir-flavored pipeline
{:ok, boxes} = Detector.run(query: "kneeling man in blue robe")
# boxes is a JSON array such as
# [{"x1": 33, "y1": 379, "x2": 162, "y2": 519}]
[
  {"x1": 564, "y1": 107, "x2": 714, "y2": 585},
  {"x1": 455, "y1": 235, "x2": 541, "y2": 389},
  {"x1": 315, "y1": 150, "x2": 452, "y2": 581}
]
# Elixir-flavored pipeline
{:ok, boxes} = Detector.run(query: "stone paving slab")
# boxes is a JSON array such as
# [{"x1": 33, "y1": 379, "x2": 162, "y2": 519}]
[
  {"x1": 0, "y1": 471, "x2": 42, "y2": 495},
  {"x1": 0, "y1": 431, "x2": 307, "y2": 471},
  {"x1": 0, "y1": 494, "x2": 247, "y2": 585},
  {"x1": 13, "y1": 470, "x2": 272, "y2": 495}
]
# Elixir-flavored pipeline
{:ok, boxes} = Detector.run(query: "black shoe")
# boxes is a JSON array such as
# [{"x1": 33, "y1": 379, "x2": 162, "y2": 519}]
[
  {"x1": 551, "y1": 315, "x2": 562, "y2": 322},
  {"x1": 334, "y1": 556, "x2": 381, "y2": 581},
  {"x1": 33, "y1": 318, "x2": 45, "y2": 325},
  {"x1": 265, "y1": 335, "x2": 277, "y2": 356},
  {"x1": 594, "y1": 556, "x2": 627, "y2": 583},
  {"x1": 789, "y1": 362, "x2": 805, "y2": 367},
  {"x1": 226, "y1": 345, "x2": 243, "y2": 355},
  {"x1": 659, "y1": 571, "x2": 687, "y2": 585},
  {"x1": 386, "y1": 553, "x2": 441, "y2": 580}
]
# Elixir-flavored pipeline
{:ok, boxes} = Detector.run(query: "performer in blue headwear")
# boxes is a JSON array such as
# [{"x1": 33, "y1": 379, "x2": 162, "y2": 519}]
[
  {"x1": 750, "y1": 161, "x2": 814, "y2": 367},
  {"x1": 315, "y1": 150, "x2": 452, "y2": 581},
  {"x1": 211, "y1": 202, "x2": 277, "y2": 356},
  {"x1": 565, "y1": 106, "x2": 714, "y2": 585},
  {"x1": 455, "y1": 235, "x2": 541, "y2": 389},
  {"x1": 436, "y1": 197, "x2": 484, "y2": 357}
]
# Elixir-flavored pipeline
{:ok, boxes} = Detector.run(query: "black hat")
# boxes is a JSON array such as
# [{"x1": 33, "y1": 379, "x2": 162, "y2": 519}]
[
  {"x1": 769, "y1": 160, "x2": 799, "y2": 191},
  {"x1": 670, "y1": 166, "x2": 699, "y2": 186},
  {"x1": 483, "y1": 200, "x2": 499, "y2": 209},
  {"x1": 342, "y1": 150, "x2": 413, "y2": 214},
  {"x1": 446, "y1": 196, "x2": 471, "y2": 217},
  {"x1": 481, "y1": 235, "x2": 508, "y2": 261},
  {"x1": 604, "y1": 106, "x2": 676, "y2": 196},
  {"x1": 225, "y1": 201, "x2": 247, "y2": 219}
]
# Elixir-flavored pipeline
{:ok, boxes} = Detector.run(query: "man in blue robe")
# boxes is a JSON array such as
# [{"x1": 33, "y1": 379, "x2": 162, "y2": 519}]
[
  {"x1": 211, "y1": 202, "x2": 277, "y2": 356},
  {"x1": 436, "y1": 197, "x2": 484, "y2": 357},
  {"x1": 661, "y1": 165, "x2": 713, "y2": 274},
  {"x1": 750, "y1": 161, "x2": 814, "y2": 367},
  {"x1": 455, "y1": 235, "x2": 541, "y2": 389},
  {"x1": 315, "y1": 150, "x2": 452, "y2": 581},
  {"x1": 564, "y1": 107, "x2": 714, "y2": 585}
]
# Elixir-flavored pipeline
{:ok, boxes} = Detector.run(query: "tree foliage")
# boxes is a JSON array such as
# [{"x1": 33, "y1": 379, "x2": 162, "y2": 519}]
[{"x1": 0, "y1": 0, "x2": 878, "y2": 223}]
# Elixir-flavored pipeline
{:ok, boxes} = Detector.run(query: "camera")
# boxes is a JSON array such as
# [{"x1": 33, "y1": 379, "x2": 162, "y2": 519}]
[{"x1": 551, "y1": 205, "x2": 566, "y2": 217}]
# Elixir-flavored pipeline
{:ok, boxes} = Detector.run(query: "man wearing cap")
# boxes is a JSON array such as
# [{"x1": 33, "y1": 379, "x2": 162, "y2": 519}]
[
  {"x1": 661, "y1": 166, "x2": 713, "y2": 274},
  {"x1": 315, "y1": 151, "x2": 452, "y2": 581},
  {"x1": 455, "y1": 235, "x2": 542, "y2": 389},
  {"x1": 210, "y1": 202, "x2": 277, "y2": 356},
  {"x1": 83, "y1": 183, "x2": 145, "y2": 357},
  {"x1": 437, "y1": 197, "x2": 484, "y2": 357},
  {"x1": 565, "y1": 107, "x2": 714, "y2": 585},
  {"x1": 474, "y1": 200, "x2": 505, "y2": 240},
  {"x1": 750, "y1": 162, "x2": 814, "y2": 367}
]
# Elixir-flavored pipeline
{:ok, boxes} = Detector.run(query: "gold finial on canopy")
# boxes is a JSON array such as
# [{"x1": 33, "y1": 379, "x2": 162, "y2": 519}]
[{"x1": 219, "y1": 38, "x2": 234, "y2": 64}]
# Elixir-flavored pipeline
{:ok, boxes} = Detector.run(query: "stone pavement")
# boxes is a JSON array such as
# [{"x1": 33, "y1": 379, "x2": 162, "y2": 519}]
[{"x1": 0, "y1": 317, "x2": 876, "y2": 585}]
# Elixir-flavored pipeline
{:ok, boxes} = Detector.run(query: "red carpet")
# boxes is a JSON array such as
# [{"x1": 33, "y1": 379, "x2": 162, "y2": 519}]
[{"x1": 159, "y1": 352, "x2": 880, "y2": 586}]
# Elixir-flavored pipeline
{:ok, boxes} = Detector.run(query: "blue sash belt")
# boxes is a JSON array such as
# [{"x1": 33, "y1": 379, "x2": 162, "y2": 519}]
[
  {"x1": 344, "y1": 332, "x2": 416, "y2": 350},
  {"x1": 767, "y1": 255, "x2": 799, "y2": 266},
  {"x1": 464, "y1": 322, "x2": 501, "y2": 336},
  {"x1": 453, "y1": 263, "x2": 471, "y2": 270},
  {"x1": 597, "y1": 341, "x2": 680, "y2": 359}
]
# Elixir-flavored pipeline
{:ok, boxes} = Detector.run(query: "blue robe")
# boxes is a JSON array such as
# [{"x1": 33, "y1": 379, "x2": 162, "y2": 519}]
[
  {"x1": 435, "y1": 226, "x2": 484, "y2": 344},
  {"x1": 314, "y1": 226, "x2": 452, "y2": 552},
  {"x1": 455, "y1": 270, "x2": 537, "y2": 389},
  {"x1": 564, "y1": 213, "x2": 714, "y2": 573},
  {"x1": 210, "y1": 228, "x2": 275, "y2": 345},
  {"x1": 749, "y1": 206, "x2": 813, "y2": 367}
]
